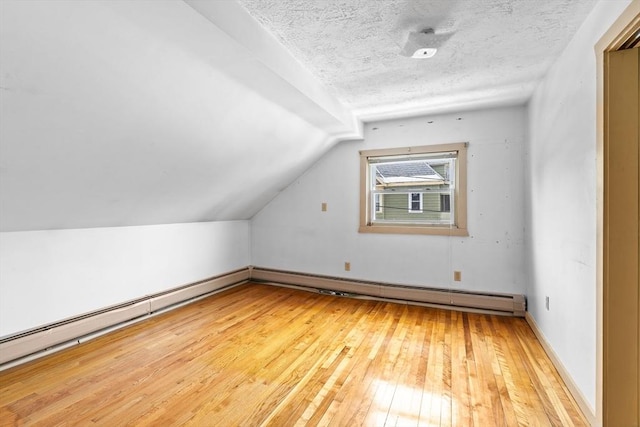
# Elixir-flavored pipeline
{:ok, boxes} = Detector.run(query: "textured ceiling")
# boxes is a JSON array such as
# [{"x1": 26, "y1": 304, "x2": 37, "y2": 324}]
[{"x1": 238, "y1": 0, "x2": 598, "y2": 117}]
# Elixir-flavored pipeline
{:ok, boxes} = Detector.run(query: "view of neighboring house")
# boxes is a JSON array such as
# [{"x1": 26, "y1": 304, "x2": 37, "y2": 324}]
[{"x1": 372, "y1": 159, "x2": 453, "y2": 224}]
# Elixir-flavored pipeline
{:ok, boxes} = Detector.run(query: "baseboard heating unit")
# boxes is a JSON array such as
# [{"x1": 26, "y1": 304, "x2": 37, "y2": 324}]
[
  {"x1": 250, "y1": 267, "x2": 526, "y2": 317},
  {"x1": 0, "y1": 268, "x2": 250, "y2": 367},
  {"x1": 1, "y1": 266, "x2": 526, "y2": 368}
]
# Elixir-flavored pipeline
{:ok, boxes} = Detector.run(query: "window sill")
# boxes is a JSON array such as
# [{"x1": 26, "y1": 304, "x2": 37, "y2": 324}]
[{"x1": 358, "y1": 224, "x2": 469, "y2": 236}]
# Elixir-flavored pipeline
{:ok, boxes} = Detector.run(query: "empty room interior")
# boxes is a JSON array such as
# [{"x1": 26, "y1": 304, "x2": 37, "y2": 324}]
[{"x1": 0, "y1": 0, "x2": 638, "y2": 426}]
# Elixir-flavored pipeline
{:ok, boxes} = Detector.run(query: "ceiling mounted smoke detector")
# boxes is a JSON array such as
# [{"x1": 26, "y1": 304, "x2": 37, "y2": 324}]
[
  {"x1": 412, "y1": 48, "x2": 438, "y2": 59},
  {"x1": 400, "y1": 28, "x2": 452, "y2": 59}
]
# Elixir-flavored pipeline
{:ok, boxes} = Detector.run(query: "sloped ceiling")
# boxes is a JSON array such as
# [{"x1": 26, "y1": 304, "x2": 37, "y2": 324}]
[
  {"x1": 0, "y1": 0, "x2": 358, "y2": 231},
  {"x1": 0, "y1": 0, "x2": 597, "y2": 232}
]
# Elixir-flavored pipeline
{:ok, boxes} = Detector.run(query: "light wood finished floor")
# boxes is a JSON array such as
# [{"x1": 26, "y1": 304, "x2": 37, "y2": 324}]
[{"x1": 0, "y1": 283, "x2": 587, "y2": 426}]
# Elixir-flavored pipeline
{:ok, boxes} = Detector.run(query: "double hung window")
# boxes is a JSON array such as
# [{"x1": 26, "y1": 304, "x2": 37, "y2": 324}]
[{"x1": 359, "y1": 143, "x2": 468, "y2": 236}]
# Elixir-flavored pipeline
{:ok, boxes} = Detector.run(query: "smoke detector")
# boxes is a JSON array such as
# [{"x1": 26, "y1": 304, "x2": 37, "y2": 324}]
[
  {"x1": 411, "y1": 48, "x2": 438, "y2": 59},
  {"x1": 400, "y1": 28, "x2": 452, "y2": 59}
]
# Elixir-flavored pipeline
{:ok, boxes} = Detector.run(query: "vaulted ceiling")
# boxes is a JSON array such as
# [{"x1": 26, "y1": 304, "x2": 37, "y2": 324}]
[{"x1": 0, "y1": 0, "x2": 597, "y2": 232}]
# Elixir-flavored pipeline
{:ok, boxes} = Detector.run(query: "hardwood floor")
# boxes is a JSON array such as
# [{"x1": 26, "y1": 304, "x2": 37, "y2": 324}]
[{"x1": 0, "y1": 283, "x2": 587, "y2": 426}]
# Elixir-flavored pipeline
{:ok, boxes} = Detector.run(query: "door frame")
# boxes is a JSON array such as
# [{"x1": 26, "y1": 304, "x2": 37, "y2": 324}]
[{"x1": 595, "y1": 1, "x2": 639, "y2": 425}]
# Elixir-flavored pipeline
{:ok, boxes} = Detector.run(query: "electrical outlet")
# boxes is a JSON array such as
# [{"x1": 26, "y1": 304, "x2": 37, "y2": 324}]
[
  {"x1": 321, "y1": 202, "x2": 327, "y2": 212},
  {"x1": 453, "y1": 271, "x2": 462, "y2": 281},
  {"x1": 545, "y1": 296, "x2": 550, "y2": 311},
  {"x1": 344, "y1": 262, "x2": 351, "y2": 271}
]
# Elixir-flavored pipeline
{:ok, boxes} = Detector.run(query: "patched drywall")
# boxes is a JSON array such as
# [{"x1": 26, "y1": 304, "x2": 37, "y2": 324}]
[
  {"x1": 526, "y1": 0, "x2": 632, "y2": 411},
  {"x1": 252, "y1": 106, "x2": 527, "y2": 295},
  {"x1": 0, "y1": 221, "x2": 250, "y2": 337}
]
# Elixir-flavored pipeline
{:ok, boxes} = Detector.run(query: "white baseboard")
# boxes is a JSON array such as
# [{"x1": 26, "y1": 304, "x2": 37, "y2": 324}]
[{"x1": 525, "y1": 312, "x2": 595, "y2": 426}]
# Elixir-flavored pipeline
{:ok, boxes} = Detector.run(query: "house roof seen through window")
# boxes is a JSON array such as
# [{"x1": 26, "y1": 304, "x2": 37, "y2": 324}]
[{"x1": 375, "y1": 161, "x2": 444, "y2": 186}]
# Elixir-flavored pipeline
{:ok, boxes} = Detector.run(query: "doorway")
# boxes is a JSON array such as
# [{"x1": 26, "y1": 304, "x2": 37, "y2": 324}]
[{"x1": 597, "y1": 4, "x2": 639, "y2": 426}]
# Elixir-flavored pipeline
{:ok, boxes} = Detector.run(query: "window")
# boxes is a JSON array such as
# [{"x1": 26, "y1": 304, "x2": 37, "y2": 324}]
[
  {"x1": 375, "y1": 193, "x2": 383, "y2": 213},
  {"x1": 440, "y1": 194, "x2": 451, "y2": 212},
  {"x1": 359, "y1": 143, "x2": 468, "y2": 236},
  {"x1": 408, "y1": 193, "x2": 422, "y2": 212}
]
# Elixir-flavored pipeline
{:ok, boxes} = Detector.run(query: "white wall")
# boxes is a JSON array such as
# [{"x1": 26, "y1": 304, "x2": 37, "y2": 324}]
[
  {"x1": 252, "y1": 106, "x2": 527, "y2": 295},
  {"x1": 0, "y1": 0, "x2": 354, "y2": 232},
  {"x1": 526, "y1": 0, "x2": 632, "y2": 411},
  {"x1": 0, "y1": 221, "x2": 250, "y2": 337}
]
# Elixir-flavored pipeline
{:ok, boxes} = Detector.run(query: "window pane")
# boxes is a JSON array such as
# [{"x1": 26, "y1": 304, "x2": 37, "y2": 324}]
[
  {"x1": 369, "y1": 154, "x2": 455, "y2": 224},
  {"x1": 375, "y1": 194, "x2": 382, "y2": 213},
  {"x1": 410, "y1": 193, "x2": 421, "y2": 212},
  {"x1": 440, "y1": 194, "x2": 451, "y2": 212}
]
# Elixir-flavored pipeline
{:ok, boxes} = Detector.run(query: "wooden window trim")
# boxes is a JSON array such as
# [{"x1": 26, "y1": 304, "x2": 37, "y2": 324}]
[{"x1": 359, "y1": 142, "x2": 468, "y2": 236}]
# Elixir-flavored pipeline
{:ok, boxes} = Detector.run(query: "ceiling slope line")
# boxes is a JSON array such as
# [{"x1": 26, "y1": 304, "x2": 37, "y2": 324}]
[{"x1": 184, "y1": 0, "x2": 363, "y2": 143}]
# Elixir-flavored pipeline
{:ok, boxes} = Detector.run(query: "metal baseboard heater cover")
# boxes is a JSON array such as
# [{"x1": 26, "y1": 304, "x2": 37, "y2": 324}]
[
  {"x1": 250, "y1": 267, "x2": 526, "y2": 317},
  {"x1": 1, "y1": 266, "x2": 525, "y2": 367},
  {"x1": 0, "y1": 269, "x2": 250, "y2": 365}
]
